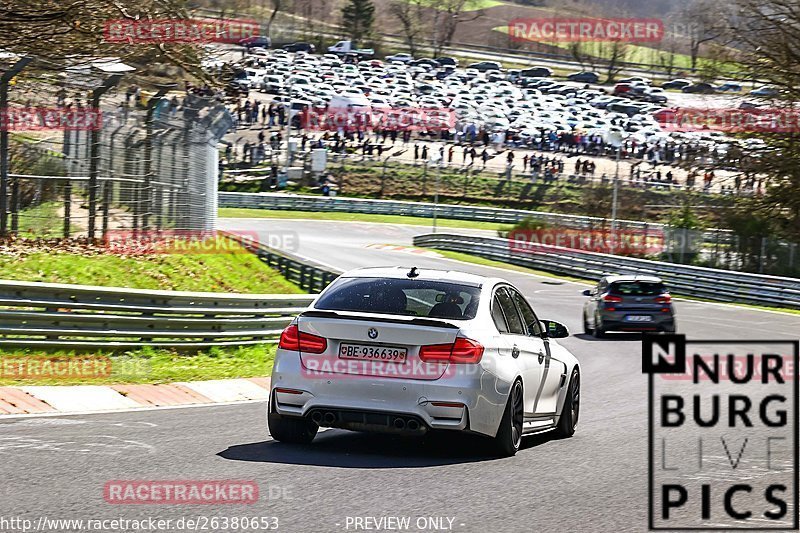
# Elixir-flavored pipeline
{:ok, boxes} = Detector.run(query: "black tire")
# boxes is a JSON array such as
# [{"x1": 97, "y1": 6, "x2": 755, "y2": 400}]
[
  {"x1": 493, "y1": 380, "x2": 524, "y2": 457},
  {"x1": 554, "y1": 369, "x2": 580, "y2": 438},
  {"x1": 268, "y1": 411, "x2": 318, "y2": 444},
  {"x1": 592, "y1": 313, "x2": 605, "y2": 338},
  {"x1": 662, "y1": 321, "x2": 677, "y2": 334},
  {"x1": 582, "y1": 314, "x2": 593, "y2": 335}
]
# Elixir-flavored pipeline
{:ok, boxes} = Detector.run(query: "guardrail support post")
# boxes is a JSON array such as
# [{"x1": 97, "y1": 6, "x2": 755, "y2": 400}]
[
  {"x1": 63, "y1": 179, "x2": 72, "y2": 238},
  {"x1": 88, "y1": 74, "x2": 123, "y2": 241},
  {"x1": 0, "y1": 56, "x2": 32, "y2": 237},
  {"x1": 9, "y1": 175, "x2": 19, "y2": 233}
]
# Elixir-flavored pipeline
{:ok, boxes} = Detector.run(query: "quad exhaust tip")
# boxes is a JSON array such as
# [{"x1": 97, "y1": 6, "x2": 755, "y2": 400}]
[
  {"x1": 311, "y1": 412, "x2": 323, "y2": 424},
  {"x1": 393, "y1": 417, "x2": 406, "y2": 429},
  {"x1": 407, "y1": 419, "x2": 420, "y2": 431},
  {"x1": 323, "y1": 412, "x2": 337, "y2": 425}
]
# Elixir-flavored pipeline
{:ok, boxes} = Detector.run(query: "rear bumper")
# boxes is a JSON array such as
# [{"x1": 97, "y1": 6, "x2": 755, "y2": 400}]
[
  {"x1": 600, "y1": 311, "x2": 675, "y2": 331},
  {"x1": 270, "y1": 349, "x2": 510, "y2": 438}
]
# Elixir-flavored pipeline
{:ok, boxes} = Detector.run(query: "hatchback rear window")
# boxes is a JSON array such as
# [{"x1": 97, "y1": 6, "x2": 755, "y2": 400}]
[
  {"x1": 609, "y1": 282, "x2": 667, "y2": 296},
  {"x1": 315, "y1": 277, "x2": 480, "y2": 320}
]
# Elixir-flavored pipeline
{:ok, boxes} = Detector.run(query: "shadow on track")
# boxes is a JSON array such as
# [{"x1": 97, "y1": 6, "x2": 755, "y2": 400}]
[{"x1": 218, "y1": 429, "x2": 558, "y2": 468}]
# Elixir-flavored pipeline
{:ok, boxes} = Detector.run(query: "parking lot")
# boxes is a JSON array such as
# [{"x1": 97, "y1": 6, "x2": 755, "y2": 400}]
[{"x1": 211, "y1": 44, "x2": 768, "y2": 195}]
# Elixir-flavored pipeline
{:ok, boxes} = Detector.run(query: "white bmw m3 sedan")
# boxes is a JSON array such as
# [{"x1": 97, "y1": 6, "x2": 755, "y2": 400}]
[{"x1": 268, "y1": 267, "x2": 581, "y2": 456}]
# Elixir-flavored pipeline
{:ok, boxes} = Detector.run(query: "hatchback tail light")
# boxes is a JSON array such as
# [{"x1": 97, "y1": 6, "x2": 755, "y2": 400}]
[
  {"x1": 419, "y1": 337, "x2": 484, "y2": 364},
  {"x1": 278, "y1": 324, "x2": 327, "y2": 354},
  {"x1": 603, "y1": 294, "x2": 623, "y2": 303},
  {"x1": 655, "y1": 295, "x2": 672, "y2": 304}
]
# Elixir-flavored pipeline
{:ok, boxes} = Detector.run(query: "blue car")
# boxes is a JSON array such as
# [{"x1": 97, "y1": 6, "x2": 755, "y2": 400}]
[{"x1": 717, "y1": 83, "x2": 742, "y2": 92}]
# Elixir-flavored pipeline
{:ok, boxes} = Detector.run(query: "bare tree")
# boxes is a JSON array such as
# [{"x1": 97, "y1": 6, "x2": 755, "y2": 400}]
[
  {"x1": 676, "y1": 0, "x2": 730, "y2": 72},
  {"x1": 390, "y1": 0, "x2": 426, "y2": 56},
  {"x1": 428, "y1": 0, "x2": 486, "y2": 57}
]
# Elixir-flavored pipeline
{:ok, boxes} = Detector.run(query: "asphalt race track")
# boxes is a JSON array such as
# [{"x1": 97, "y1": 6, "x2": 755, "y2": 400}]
[{"x1": 2, "y1": 218, "x2": 798, "y2": 533}]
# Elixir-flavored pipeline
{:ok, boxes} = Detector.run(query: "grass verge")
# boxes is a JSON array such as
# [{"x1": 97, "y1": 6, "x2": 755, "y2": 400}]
[
  {"x1": 0, "y1": 345, "x2": 276, "y2": 386},
  {"x1": 0, "y1": 239, "x2": 298, "y2": 385},
  {"x1": 0, "y1": 244, "x2": 304, "y2": 294},
  {"x1": 220, "y1": 207, "x2": 513, "y2": 232}
]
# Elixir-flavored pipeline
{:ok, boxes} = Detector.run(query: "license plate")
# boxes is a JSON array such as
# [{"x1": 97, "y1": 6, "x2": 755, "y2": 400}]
[
  {"x1": 625, "y1": 315, "x2": 653, "y2": 322},
  {"x1": 338, "y1": 343, "x2": 408, "y2": 363}
]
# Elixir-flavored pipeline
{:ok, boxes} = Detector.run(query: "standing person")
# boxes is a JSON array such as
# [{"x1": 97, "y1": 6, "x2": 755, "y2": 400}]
[
  {"x1": 481, "y1": 148, "x2": 489, "y2": 168},
  {"x1": 448, "y1": 146, "x2": 455, "y2": 165},
  {"x1": 421, "y1": 145, "x2": 429, "y2": 161},
  {"x1": 414, "y1": 144, "x2": 420, "y2": 164},
  {"x1": 522, "y1": 154, "x2": 529, "y2": 172}
]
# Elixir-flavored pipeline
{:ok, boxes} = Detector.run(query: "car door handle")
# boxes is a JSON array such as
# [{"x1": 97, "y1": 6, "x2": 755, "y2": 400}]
[
  {"x1": 536, "y1": 351, "x2": 545, "y2": 364},
  {"x1": 511, "y1": 345, "x2": 520, "y2": 358}
]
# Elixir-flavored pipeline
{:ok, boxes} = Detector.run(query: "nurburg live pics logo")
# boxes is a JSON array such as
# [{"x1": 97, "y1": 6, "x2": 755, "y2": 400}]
[{"x1": 643, "y1": 334, "x2": 799, "y2": 530}]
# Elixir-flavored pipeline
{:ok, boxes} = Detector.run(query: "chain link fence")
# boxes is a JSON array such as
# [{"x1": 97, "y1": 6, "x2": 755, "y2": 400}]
[{"x1": 2, "y1": 70, "x2": 233, "y2": 240}]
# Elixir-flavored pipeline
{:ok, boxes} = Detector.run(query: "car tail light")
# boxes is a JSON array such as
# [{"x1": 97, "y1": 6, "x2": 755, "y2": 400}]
[
  {"x1": 655, "y1": 295, "x2": 672, "y2": 304},
  {"x1": 278, "y1": 324, "x2": 327, "y2": 354},
  {"x1": 419, "y1": 337, "x2": 484, "y2": 364},
  {"x1": 603, "y1": 294, "x2": 623, "y2": 303}
]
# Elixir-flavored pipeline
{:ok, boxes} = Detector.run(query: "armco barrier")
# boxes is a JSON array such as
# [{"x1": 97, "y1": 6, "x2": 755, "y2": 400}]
[
  {"x1": 219, "y1": 192, "x2": 660, "y2": 231},
  {"x1": 413, "y1": 233, "x2": 800, "y2": 310},
  {"x1": 0, "y1": 280, "x2": 316, "y2": 348},
  {"x1": 221, "y1": 230, "x2": 342, "y2": 293}
]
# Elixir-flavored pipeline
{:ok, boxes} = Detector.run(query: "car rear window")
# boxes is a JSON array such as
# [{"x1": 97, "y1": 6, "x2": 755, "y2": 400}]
[
  {"x1": 315, "y1": 277, "x2": 480, "y2": 320},
  {"x1": 609, "y1": 281, "x2": 667, "y2": 296}
]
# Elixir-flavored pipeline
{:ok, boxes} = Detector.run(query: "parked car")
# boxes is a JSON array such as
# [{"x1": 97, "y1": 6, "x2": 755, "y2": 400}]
[
  {"x1": 582, "y1": 275, "x2": 676, "y2": 337},
  {"x1": 682, "y1": 82, "x2": 716, "y2": 94},
  {"x1": 435, "y1": 56, "x2": 459, "y2": 67},
  {"x1": 467, "y1": 61, "x2": 503, "y2": 72},
  {"x1": 268, "y1": 267, "x2": 581, "y2": 456},
  {"x1": 750, "y1": 86, "x2": 778, "y2": 97},
  {"x1": 410, "y1": 58, "x2": 440, "y2": 69},
  {"x1": 520, "y1": 67, "x2": 553, "y2": 79},
  {"x1": 386, "y1": 53, "x2": 414, "y2": 64},
  {"x1": 328, "y1": 40, "x2": 375, "y2": 58},
  {"x1": 717, "y1": 82, "x2": 742, "y2": 92},
  {"x1": 567, "y1": 71, "x2": 600, "y2": 84},
  {"x1": 613, "y1": 83, "x2": 632, "y2": 95},
  {"x1": 239, "y1": 36, "x2": 271, "y2": 49},
  {"x1": 661, "y1": 78, "x2": 692, "y2": 90},
  {"x1": 644, "y1": 88, "x2": 668, "y2": 103},
  {"x1": 283, "y1": 42, "x2": 316, "y2": 53}
]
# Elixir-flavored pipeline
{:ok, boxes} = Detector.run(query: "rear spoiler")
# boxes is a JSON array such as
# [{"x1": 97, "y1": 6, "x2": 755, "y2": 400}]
[{"x1": 299, "y1": 310, "x2": 459, "y2": 329}]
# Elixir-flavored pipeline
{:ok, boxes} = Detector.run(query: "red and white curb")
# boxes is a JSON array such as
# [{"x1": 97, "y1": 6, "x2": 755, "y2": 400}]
[
  {"x1": 366, "y1": 244, "x2": 442, "y2": 258},
  {"x1": 0, "y1": 377, "x2": 271, "y2": 415}
]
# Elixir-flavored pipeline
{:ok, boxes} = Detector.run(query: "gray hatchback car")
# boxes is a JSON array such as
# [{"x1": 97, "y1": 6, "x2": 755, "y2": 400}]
[{"x1": 582, "y1": 275, "x2": 676, "y2": 337}]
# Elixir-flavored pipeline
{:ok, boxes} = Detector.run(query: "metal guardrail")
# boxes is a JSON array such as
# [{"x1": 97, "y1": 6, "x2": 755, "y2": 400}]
[
  {"x1": 222, "y1": 231, "x2": 342, "y2": 293},
  {"x1": 0, "y1": 280, "x2": 316, "y2": 349},
  {"x1": 219, "y1": 192, "x2": 660, "y2": 231},
  {"x1": 413, "y1": 233, "x2": 800, "y2": 310}
]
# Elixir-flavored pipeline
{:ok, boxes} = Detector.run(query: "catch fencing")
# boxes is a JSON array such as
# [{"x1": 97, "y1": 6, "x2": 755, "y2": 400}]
[{"x1": 3, "y1": 72, "x2": 233, "y2": 239}]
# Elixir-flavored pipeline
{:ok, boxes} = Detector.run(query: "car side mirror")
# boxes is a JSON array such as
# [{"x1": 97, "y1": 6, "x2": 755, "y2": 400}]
[
  {"x1": 582, "y1": 289, "x2": 592, "y2": 297},
  {"x1": 539, "y1": 320, "x2": 570, "y2": 339}
]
